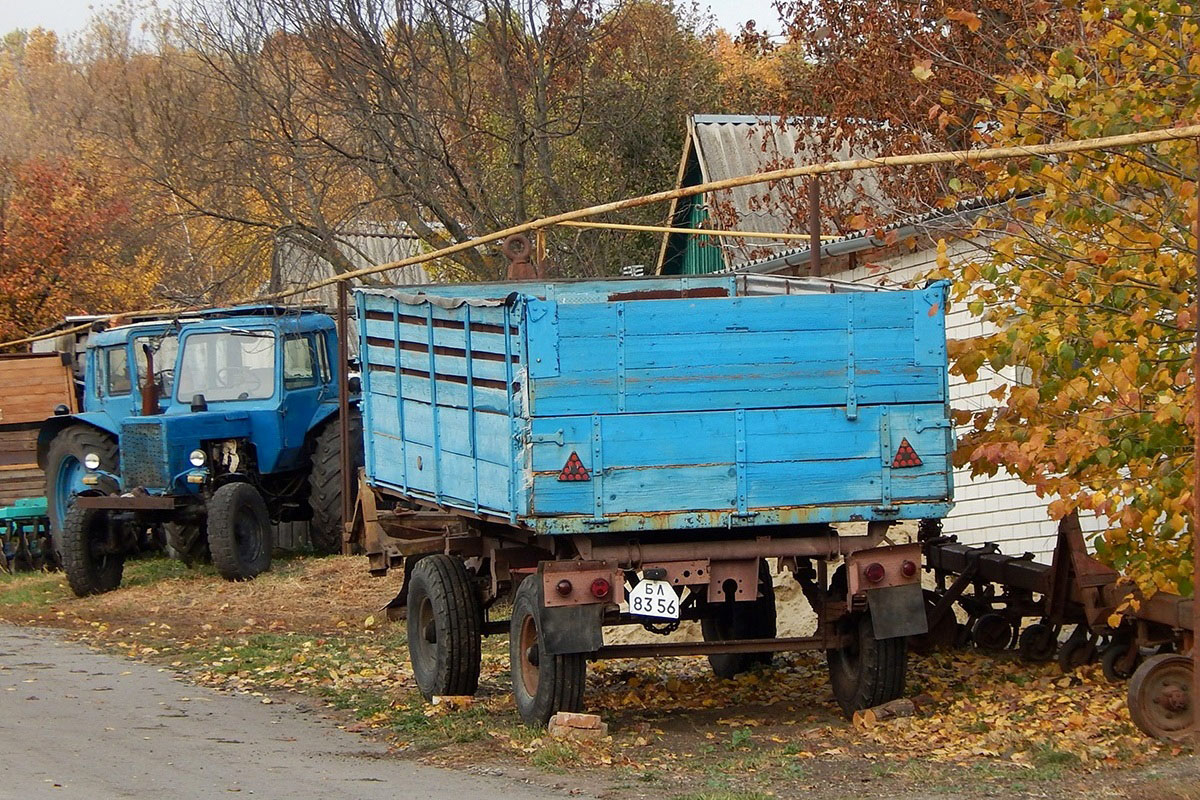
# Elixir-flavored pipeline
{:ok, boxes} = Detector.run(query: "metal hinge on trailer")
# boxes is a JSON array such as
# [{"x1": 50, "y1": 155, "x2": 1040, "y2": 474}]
[{"x1": 527, "y1": 429, "x2": 564, "y2": 446}]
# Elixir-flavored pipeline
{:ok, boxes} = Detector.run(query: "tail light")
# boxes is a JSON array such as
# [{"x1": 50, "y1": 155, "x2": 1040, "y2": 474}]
[
  {"x1": 864, "y1": 562, "x2": 886, "y2": 584},
  {"x1": 590, "y1": 577, "x2": 611, "y2": 599},
  {"x1": 555, "y1": 579, "x2": 573, "y2": 596},
  {"x1": 901, "y1": 560, "x2": 918, "y2": 578}
]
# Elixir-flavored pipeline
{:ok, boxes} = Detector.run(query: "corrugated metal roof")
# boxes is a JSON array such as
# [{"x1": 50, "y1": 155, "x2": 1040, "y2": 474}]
[
  {"x1": 733, "y1": 194, "x2": 1026, "y2": 275},
  {"x1": 273, "y1": 222, "x2": 431, "y2": 309},
  {"x1": 687, "y1": 115, "x2": 888, "y2": 267}
]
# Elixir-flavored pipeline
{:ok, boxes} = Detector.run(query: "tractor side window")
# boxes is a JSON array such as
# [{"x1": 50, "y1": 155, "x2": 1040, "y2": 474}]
[
  {"x1": 283, "y1": 335, "x2": 317, "y2": 390},
  {"x1": 105, "y1": 346, "x2": 132, "y2": 396}
]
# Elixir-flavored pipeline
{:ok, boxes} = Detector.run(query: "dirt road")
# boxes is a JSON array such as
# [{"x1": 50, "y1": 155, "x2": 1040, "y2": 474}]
[{"x1": 0, "y1": 625, "x2": 574, "y2": 800}]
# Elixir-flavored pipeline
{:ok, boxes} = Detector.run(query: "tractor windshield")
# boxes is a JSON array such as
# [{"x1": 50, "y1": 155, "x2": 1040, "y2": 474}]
[
  {"x1": 176, "y1": 330, "x2": 277, "y2": 403},
  {"x1": 134, "y1": 333, "x2": 179, "y2": 397}
]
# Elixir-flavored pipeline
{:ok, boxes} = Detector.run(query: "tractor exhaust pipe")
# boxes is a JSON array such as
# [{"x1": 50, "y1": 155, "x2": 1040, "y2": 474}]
[{"x1": 140, "y1": 343, "x2": 161, "y2": 415}]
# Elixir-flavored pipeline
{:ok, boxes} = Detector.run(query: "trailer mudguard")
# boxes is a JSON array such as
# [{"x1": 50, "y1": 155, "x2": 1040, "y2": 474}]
[
  {"x1": 531, "y1": 577, "x2": 604, "y2": 656},
  {"x1": 866, "y1": 584, "x2": 928, "y2": 639}
]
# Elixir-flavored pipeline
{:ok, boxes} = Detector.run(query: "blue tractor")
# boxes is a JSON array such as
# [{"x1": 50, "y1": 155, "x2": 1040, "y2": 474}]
[{"x1": 38, "y1": 306, "x2": 361, "y2": 595}]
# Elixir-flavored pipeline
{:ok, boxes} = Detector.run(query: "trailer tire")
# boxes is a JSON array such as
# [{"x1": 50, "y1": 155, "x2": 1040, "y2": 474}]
[
  {"x1": 207, "y1": 483, "x2": 272, "y2": 581},
  {"x1": 1101, "y1": 639, "x2": 1141, "y2": 683},
  {"x1": 826, "y1": 613, "x2": 906, "y2": 717},
  {"x1": 1057, "y1": 633, "x2": 1099, "y2": 673},
  {"x1": 45, "y1": 425, "x2": 118, "y2": 553},
  {"x1": 407, "y1": 555, "x2": 482, "y2": 700},
  {"x1": 309, "y1": 411, "x2": 364, "y2": 555},
  {"x1": 1017, "y1": 623, "x2": 1059, "y2": 663},
  {"x1": 701, "y1": 561, "x2": 777, "y2": 678},
  {"x1": 164, "y1": 522, "x2": 209, "y2": 566},
  {"x1": 971, "y1": 613, "x2": 1014, "y2": 652},
  {"x1": 60, "y1": 505, "x2": 124, "y2": 597},
  {"x1": 510, "y1": 576, "x2": 586, "y2": 726}
]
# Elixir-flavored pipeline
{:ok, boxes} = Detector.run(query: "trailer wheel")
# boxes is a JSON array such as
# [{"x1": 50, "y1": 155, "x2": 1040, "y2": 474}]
[
  {"x1": 826, "y1": 612, "x2": 907, "y2": 717},
  {"x1": 164, "y1": 522, "x2": 209, "y2": 566},
  {"x1": 971, "y1": 613, "x2": 1014, "y2": 652},
  {"x1": 509, "y1": 576, "x2": 586, "y2": 726},
  {"x1": 1057, "y1": 628, "x2": 1099, "y2": 673},
  {"x1": 1127, "y1": 654, "x2": 1194, "y2": 740},
  {"x1": 407, "y1": 555, "x2": 482, "y2": 700},
  {"x1": 1101, "y1": 639, "x2": 1141, "y2": 683},
  {"x1": 60, "y1": 505, "x2": 125, "y2": 597},
  {"x1": 308, "y1": 411, "x2": 364, "y2": 555},
  {"x1": 207, "y1": 483, "x2": 272, "y2": 581},
  {"x1": 1017, "y1": 623, "x2": 1059, "y2": 663},
  {"x1": 701, "y1": 561, "x2": 777, "y2": 678}
]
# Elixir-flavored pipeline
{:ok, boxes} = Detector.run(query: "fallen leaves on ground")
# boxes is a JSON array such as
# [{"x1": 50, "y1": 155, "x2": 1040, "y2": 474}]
[{"x1": 0, "y1": 556, "x2": 1183, "y2": 789}]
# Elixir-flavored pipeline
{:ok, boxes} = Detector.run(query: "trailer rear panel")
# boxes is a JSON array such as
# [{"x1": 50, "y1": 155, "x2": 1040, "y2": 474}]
[{"x1": 356, "y1": 276, "x2": 953, "y2": 534}]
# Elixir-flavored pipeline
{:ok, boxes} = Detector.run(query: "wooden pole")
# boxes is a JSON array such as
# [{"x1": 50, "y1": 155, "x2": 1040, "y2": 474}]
[
  {"x1": 337, "y1": 279, "x2": 352, "y2": 554},
  {"x1": 808, "y1": 177, "x2": 822, "y2": 276},
  {"x1": 5, "y1": 122, "x2": 1200, "y2": 351},
  {"x1": 555, "y1": 220, "x2": 840, "y2": 242}
]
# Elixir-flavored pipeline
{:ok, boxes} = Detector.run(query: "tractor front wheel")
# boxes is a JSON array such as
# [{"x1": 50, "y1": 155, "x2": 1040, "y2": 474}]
[
  {"x1": 207, "y1": 483, "x2": 272, "y2": 581},
  {"x1": 44, "y1": 425, "x2": 118, "y2": 556},
  {"x1": 60, "y1": 505, "x2": 125, "y2": 596}
]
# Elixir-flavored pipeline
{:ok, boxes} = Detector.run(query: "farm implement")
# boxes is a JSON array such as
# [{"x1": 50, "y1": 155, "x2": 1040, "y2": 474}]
[{"x1": 919, "y1": 513, "x2": 1195, "y2": 740}]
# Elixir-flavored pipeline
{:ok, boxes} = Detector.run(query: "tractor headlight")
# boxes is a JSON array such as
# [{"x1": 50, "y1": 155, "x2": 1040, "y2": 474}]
[
  {"x1": 83, "y1": 452, "x2": 101, "y2": 470},
  {"x1": 189, "y1": 449, "x2": 207, "y2": 467}
]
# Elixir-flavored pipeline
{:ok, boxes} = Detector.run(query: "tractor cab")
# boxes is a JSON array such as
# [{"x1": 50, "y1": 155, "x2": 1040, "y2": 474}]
[{"x1": 118, "y1": 308, "x2": 339, "y2": 498}]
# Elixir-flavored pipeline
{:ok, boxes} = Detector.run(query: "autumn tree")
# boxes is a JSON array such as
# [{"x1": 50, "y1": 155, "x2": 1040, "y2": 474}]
[
  {"x1": 938, "y1": 0, "x2": 1200, "y2": 596},
  {"x1": 0, "y1": 157, "x2": 158, "y2": 339}
]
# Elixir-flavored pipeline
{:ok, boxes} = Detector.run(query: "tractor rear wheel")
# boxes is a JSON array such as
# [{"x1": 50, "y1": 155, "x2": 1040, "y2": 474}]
[
  {"x1": 207, "y1": 483, "x2": 272, "y2": 581},
  {"x1": 164, "y1": 522, "x2": 209, "y2": 566},
  {"x1": 45, "y1": 425, "x2": 118, "y2": 556},
  {"x1": 60, "y1": 504, "x2": 125, "y2": 596},
  {"x1": 701, "y1": 560, "x2": 777, "y2": 678},
  {"x1": 509, "y1": 576, "x2": 586, "y2": 726},
  {"x1": 406, "y1": 554, "x2": 483, "y2": 700},
  {"x1": 826, "y1": 612, "x2": 907, "y2": 717},
  {"x1": 309, "y1": 411, "x2": 363, "y2": 555}
]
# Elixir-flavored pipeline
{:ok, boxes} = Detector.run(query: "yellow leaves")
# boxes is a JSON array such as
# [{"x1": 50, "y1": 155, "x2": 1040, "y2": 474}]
[{"x1": 912, "y1": 58, "x2": 934, "y2": 82}]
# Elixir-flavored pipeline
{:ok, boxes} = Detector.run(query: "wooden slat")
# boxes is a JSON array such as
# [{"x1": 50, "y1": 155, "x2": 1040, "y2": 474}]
[{"x1": 0, "y1": 352, "x2": 76, "y2": 425}]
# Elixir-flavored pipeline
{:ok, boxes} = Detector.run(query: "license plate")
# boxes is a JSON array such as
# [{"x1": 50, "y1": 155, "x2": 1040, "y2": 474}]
[{"x1": 628, "y1": 579, "x2": 680, "y2": 619}]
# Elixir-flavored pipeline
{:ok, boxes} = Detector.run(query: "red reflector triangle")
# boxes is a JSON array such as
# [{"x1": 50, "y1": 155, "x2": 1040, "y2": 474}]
[
  {"x1": 891, "y1": 438, "x2": 923, "y2": 469},
  {"x1": 557, "y1": 451, "x2": 591, "y2": 482}
]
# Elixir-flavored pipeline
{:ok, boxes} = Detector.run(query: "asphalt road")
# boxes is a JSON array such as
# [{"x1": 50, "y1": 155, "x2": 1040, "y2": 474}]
[{"x1": 0, "y1": 625, "x2": 576, "y2": 800}]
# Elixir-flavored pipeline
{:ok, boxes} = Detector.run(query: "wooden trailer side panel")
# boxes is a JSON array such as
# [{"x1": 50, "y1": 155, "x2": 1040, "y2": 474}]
[
  {"x1": 0, "y1": 352, "x2": 77, "y2": 426},
  {"x1": 358, "y1": 293, "x2": 526, "y2": 521}
]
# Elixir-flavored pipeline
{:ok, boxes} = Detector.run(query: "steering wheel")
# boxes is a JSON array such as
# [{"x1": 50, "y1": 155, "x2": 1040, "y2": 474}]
[{"x1": 215, "y1": 366, "x2": 263, "y2": 395}]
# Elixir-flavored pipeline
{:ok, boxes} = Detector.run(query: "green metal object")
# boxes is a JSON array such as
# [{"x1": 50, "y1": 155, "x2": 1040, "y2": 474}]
[
  {"x1": 0, "y1": 497, "x2": 52, "y2": 572},
  {"x1": 680, "y1": 196, "x2": 725, "y2": 275}
]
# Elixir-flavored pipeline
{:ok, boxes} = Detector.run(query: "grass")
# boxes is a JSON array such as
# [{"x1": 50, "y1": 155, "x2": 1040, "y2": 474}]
[
  {"x1": 0, "y1": 569, "x2": 65, "y2": 606},
  {"x1": 673, "y1": 793, "x2": 772, "y2": 800},
  {"x1": 531, "y1": 740, "x2": 582, "y2": 772}
]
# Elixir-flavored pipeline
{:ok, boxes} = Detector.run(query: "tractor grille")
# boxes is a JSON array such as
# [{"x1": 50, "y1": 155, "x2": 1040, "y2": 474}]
[{"x1": 121, "y1": 421, "x2": 170, "y2": 489}]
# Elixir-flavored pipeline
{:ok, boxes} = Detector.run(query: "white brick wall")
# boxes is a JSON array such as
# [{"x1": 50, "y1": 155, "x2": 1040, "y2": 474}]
[{"x1": 830, "y1": 238, "x2": 1069, "y2": 560}]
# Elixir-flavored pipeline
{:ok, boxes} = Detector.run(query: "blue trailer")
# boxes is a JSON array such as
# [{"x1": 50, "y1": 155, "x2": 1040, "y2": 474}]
[{"x1": 352, "y1": 273, "x2": 953, "y2": 724}]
